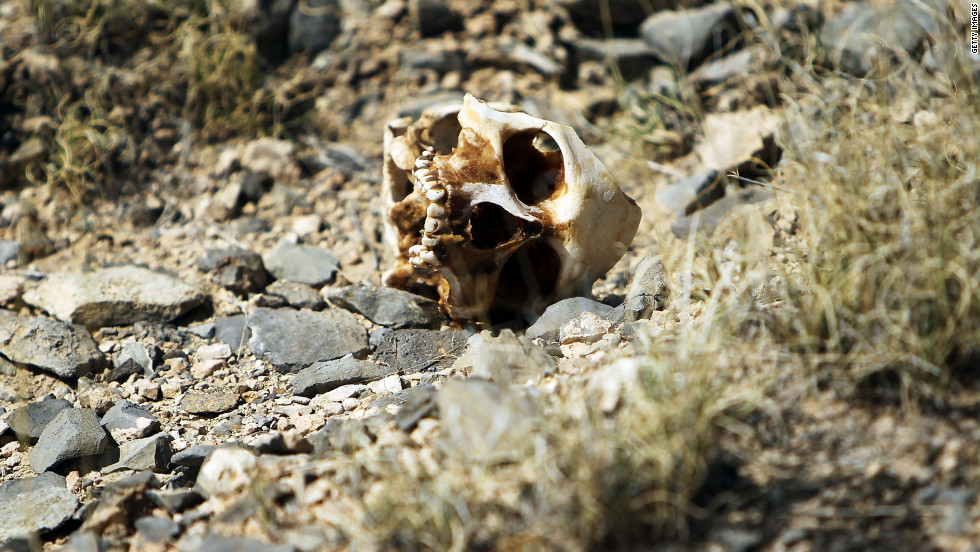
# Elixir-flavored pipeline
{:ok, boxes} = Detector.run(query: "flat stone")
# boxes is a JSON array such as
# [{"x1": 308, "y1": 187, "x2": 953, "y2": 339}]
[
  {"x1": 21, "y1": 265, "x2": 206, "y2": 328},
  {"x1": 197, "y1": 247, "x2": 268, "y2": 294},
  {"x1": 373, "y1": 329, "x2": 468, "y2": 373},
  {"x1": 292, "y1": 355, "x2": 396, "y2": 397},
  {"x1": 196, "y1": 343, "x2": 232, "y2": 361},
  {"x1": 453, "y1": 329, "x2": 555, "y2": 384},
  {"x1": 325, "y1": 284, "x2": 443, "y2": 328},
  {"x1": 266, "y1": 281, "x2": 325, "y2": 310},
  {"x1": 320, "y1": 384, "x2": 369, "y2": 403},
  {"x1": 0, "y1": 310, "x2": 105, "y2": 379},
  {"x1": 179, "y1": 390, "x2": 240, "y2": 415},
  {"x1": 5, "y1": 397, "x2": 72, "y2": 444},
  {"x1": 623, "y1": 255, "x2": 670, "y2": 323},
  {"x1": 134, "y1": 516, "x2": 181, "y2": 542},
  {"x1": 438, "y1": 379, "x2": 538, "y2": 463},
  {"x1": 29, "y1": 408, "x2": 109, "y2": 473},
  {"x1": 263, "y1": 242, "x2": 339, "y2": 287},
  {"x1": 246, "y1": 307, "x2": 369, "y2": 373},
  {"x1": 640, "y1": 3, "x2": 743, "y2": 69},
  {"x1": 0, "y1": 472, "x2": 79, "y2": 542},
  {"x1": 171, "y1": 444, "x2": 217, "y2": 468},
  {"x1": 102, "y1": 433, "x2": 173, "y2": 473},
  {"x1": 525, "y1": 297, "x2": 616, "y2": 345},
  {"x1": 101, "y1": 400, "x2": 161, "y2": 443}
]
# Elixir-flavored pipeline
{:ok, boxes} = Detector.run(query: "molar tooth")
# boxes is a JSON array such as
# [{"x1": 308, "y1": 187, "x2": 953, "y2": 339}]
[
  {"x1": 426, "y1": 204, "x2": 446, "y2": 218},
  {"x1": 425, "y1": 187, "x2": 446, "y2": 202},
  {"x1": 420, "y1": 250, "x2": 441, "y2": 266},
  {"x1": 424, "y1": 218, "x2": 444, "y2": 233},
  {"x1": 421, "y1": 236, "x2": 440, "y2": 247}
]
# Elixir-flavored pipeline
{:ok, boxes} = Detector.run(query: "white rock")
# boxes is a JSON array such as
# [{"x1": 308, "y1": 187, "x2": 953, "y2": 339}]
[{"x1": 195, "y1": 447, "x2": 258, "y2": 498}]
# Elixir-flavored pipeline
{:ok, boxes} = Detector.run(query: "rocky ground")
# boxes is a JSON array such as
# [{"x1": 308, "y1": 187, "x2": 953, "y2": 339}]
[{"x1": 1, "y1": 0, "x2": 979, "y2": 551}]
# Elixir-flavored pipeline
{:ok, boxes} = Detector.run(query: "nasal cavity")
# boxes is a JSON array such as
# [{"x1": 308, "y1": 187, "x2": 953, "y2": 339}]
[
  {"x1": 503, "y1": 130, "x2": 564, "y2": 205},
  {"x1": 468, "y1": 202, "x2": 540, "y2": 250}
]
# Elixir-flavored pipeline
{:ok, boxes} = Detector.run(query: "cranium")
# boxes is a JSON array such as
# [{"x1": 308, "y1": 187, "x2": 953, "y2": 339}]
[{"x1": 382, "y1": 94, "x2": 641, "y2": 323}]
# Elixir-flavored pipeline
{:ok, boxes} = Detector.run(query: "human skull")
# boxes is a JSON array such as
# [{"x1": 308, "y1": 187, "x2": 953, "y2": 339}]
[{"x1": 382, "y1": 94, "x2": 641, "y2": 323}]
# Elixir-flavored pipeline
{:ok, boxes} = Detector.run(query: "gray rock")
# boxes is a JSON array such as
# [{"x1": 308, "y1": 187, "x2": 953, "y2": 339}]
[
  {"x1": 671, "y1": 186, "x2": 774, "y2": 238},
  {"x1": 187, "y1": 322, "x2": 215, "y2": 339},
  {"x1": 692, "y1": 46, "x2": 758, "y2": 87},
  {"x1": 263, "y1": 242, "x2": 339, "y2": 287},
  {"x1": 289, "y1": 0, "x2": 341, "y2": 55},
  {"x1": 0, "y1": 310, "x2": 105, "y2": 379},
  {"x1": 0, "y1": 240, "x2": 19, "y2": 267},
  {"x1": 184, "y1": 535, "x2": 294, "y2": 552},
  {"x1": 574, "y1": 38, "x2": 659, "y2": 81},
  {"x1": 373, "y1": 328, "x2": 468, "y2": 373},
  {"x1": 101, "y1": 400, "x2": 161, "y2": 443},
  {"x1": 102, "y1": 433, "x2": 173, "y2": 473},
  {"x1": 107, "y1": 341, "x2": 156, "y2": 381},
  {"x1": 214, "y1": 315, "x2": 250, "y2": 352},
  {"x1": 171, "y1": 444, "x2": 217, "y2": 468},
  {"x1": 623, "y1": 255, "x2": 670, "y2": 323},
  {"x1": 640, "y1": 3, "x2": 743, "y2": 69},
  {"x1": 438, "y1": 379, "x2": 538, "y2": 463},
  {"x1": 410, "y1": 0, "x2": 460, "y2": 37},
  {"x1": 0, "y1": 473, "x2": 79, "y2": 543},
  {"x1": 179, "y1": 390, "x2": 240, "y2": 415},
  {"x1": 325, "y1": 284, "x2": 443, "y2": 328},
  {"x1": 655, "y1": 170, "x2": 724, "y2": 216},
  {"x1": 146, "y1": 488, "x2": 204, "y2": 513},
  {"x1": 292, "y1": 355, "x2": 396, "y2": 397},
  {"x1": 134, "y1": 516, "x2": 181, "y2": 542},
  {"x1": 21, "y1": 265, "x2": 206, "y2": 328},
  {"x1": 392, "y1": 384, "x2": 437, "y2": 432},
  {"x1": 198, "y1": 247, "x2": 268, "y2": 294},
  {"x1": 453, "y1": 330, "x2": 555, "y2": 384},
  {"x1": 29, "y1": 408, "x2": 109, "y2": 473},
  {"x1": 5, "y1": 397, "x2": 72, "y2": 444},
  {"x1": 246, "y1": 307, "x2": 369, "y2": 373},
  {"x1": 820, "y1": 4, "x2": 937, "y2": 76},
  {"x1": 266, "y1": 280, "x2": 325, "y2": 310},
  {"x1": 525, "y1": 297, "x2": 616, "y2": 345},
  {"x1": 63, "y1": 532, "x2": 102, "y2": 552}
]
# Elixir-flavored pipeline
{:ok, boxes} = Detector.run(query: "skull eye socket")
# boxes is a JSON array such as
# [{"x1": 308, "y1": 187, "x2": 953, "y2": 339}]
[
  {"x1": 467, "y1": 202, "x2": 544, "y2": 250},
  {"x1": 503, "y1": 130, "x2": 564, "y2": 205}
]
